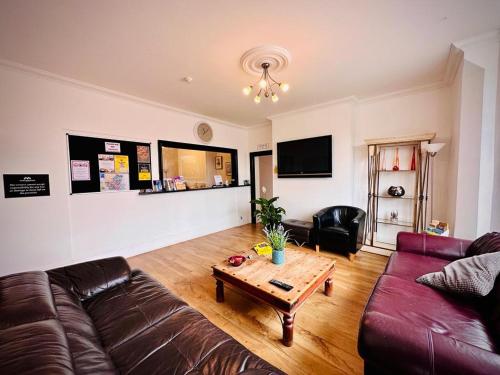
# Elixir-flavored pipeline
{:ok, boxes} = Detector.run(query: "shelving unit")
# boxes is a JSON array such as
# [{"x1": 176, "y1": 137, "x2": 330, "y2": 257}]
[{"x1": 364, "y1": 134, "x2": 435, "y2": 250}]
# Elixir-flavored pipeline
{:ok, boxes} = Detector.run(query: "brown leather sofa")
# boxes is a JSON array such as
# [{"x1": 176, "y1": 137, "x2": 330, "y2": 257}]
[{"x1": 0, "y1": 257, "x2": 284, "y2": 375}]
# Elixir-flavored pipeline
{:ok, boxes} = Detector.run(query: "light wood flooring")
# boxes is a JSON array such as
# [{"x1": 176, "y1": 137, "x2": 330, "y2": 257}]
[{"x1": 128, "y1": 224, "x2": 388, "y2": 375}]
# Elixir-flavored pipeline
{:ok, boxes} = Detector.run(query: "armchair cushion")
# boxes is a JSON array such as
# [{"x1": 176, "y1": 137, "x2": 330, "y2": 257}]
[{"x1": 321, "y1": 226, "x2": 350, "y2": 237}]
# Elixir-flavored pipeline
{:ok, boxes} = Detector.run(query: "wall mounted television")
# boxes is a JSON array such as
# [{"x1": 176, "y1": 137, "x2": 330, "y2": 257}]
[{"x1": 277, "y1": 135, "x2": 332, "y2": 178}]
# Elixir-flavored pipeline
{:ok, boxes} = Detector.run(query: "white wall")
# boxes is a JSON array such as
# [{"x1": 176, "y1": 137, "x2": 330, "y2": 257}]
[
  {"x1": 354, "y1": 87, "x2": 453, "y2": 222},
  {"x1": 447, "y1": 61, "x2": 463, "y2": 235},
  {"x1": 459, "y1": 35, "x2": 500, "y2": 234},
  {"x1": 271, "y1": 101, "x2": 355, "y2": 220},
  {"x1": 269, "y1": 88, "x2": 453, "y2": 227},
  {"x1": 493, "y1": 52, "x2": 500, "y2": 231},
  {"x1": 0, "y1": 64, "x2": 251, "y2": 276},
  {"x1": 452, "y1": 61, "x2": 485, "y2": 238},
  {"x1": 248, "y1": 123, "x2": 272, "y2": 152}
]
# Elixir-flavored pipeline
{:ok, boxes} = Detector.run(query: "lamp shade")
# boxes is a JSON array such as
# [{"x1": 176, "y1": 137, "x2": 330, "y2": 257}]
[{"x1": 426, "y1": 143, "x2": 445, "y2": 155}]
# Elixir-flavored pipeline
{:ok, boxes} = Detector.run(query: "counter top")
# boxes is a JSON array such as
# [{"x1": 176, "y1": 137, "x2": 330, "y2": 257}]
[{"x1": 139, "y1": 184, "x2": 250, "y2": 195}]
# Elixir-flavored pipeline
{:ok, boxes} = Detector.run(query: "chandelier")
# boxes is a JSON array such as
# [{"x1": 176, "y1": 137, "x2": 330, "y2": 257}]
[{"x1": 242, "y1": 62, "x2": 289, "y2": 103}]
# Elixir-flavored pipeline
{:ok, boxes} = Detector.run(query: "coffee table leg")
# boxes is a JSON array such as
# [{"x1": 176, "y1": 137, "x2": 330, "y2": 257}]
[
  {"x1": 216, "y1": 280, "x2": 224, "y2": 303},
  {"x1": 282, "y1": 313, "x2": 294, "y2": 347},
  {"x1": 325, "y1": 277, "x2": 333, "y2": 296}
]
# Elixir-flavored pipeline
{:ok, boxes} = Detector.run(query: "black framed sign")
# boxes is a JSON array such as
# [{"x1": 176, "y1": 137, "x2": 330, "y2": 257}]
[{"x1": 3, "y1": 174, "x2": 50, "y2": 198}]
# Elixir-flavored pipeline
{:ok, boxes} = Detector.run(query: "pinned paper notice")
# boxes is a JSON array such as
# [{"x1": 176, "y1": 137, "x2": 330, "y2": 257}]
[
  {"x1": 71, "y1": 160, "x2": 90, "y2": 181},
  {"x1": 105, "y1": 142, "x2": 121, "y2": 153}
]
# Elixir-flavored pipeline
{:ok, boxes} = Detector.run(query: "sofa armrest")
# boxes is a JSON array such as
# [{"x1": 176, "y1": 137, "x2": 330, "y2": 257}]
[
  {"x1": 47, "y1": 257, "x2": 131, "y2": 301},
  {"x1": 396, "y1": 232, "x2": 472, "y2": 261}
]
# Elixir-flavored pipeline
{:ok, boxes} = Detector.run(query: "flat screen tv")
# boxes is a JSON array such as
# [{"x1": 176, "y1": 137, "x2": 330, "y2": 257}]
[{"x1": 277, "y1": 135, "x2": 332, "y2": 178}]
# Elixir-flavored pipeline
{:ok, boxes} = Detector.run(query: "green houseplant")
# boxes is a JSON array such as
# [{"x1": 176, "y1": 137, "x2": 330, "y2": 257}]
[
  {"x1": 264, "y1": 224, "x2": 290, "y2": 265},
  {"x1": 250, "y1": 197, "x2": 286, "y2": 229}
]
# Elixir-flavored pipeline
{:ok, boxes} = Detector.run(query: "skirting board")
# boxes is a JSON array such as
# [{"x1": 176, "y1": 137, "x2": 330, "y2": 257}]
[{"x1": 360, "y1": 245, "x2": 392, "y2": 257}]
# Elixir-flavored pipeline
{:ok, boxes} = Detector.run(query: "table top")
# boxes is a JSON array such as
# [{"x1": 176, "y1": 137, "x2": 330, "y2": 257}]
[{"x1": 212, "y1": 248, "x2": 335, "y2": 312}]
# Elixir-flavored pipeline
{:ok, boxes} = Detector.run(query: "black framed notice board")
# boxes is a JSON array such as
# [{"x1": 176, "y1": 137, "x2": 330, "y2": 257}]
[{"x1": 68, "y1": 134, "x2": 152, "y2": 194}]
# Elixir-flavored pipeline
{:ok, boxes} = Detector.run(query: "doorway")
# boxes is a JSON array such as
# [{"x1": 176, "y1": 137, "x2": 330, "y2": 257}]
[{"x1": 250, "y1": 150, "x2": 273, "y2": 224}]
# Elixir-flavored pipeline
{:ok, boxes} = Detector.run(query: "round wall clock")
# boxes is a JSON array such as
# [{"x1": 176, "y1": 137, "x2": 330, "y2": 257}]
[{"x1": 195, "y1": 122, "x2": 213, "y2": 143}]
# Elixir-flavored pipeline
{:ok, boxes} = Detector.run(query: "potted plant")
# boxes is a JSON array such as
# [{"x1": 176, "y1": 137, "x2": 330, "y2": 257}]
[
  {"x1": 250, "y1": 197, "x2": 286, "y2": 229},
  {"x1": 264, "y1": 224, "x2": 290, "y2": 265}
]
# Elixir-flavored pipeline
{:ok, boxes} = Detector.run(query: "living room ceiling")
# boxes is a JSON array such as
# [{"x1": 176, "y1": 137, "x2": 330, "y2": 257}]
[{"x1": 0, "y1": 1, "x2": 499, "y2": 127}]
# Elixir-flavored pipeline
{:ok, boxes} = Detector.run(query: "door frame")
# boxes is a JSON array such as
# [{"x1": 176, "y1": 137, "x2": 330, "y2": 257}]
[{"x1": 250, "y1": 150, "x2": 273, "y2": 224}]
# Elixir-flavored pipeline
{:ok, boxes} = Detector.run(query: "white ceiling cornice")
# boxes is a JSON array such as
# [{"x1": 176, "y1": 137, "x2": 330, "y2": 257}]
[
  {"x1": 357, "y1": 81, "x2": 448, "y2": 104},
  {"x1": 453, "y1": 29, "x2": 500, "y2": 49},
  {"x1": 267, "y1": 96, "x2": 358, "y2": 121},
  {"x1": 0, "y1": 58, "x2": 248, "y2": 130}
]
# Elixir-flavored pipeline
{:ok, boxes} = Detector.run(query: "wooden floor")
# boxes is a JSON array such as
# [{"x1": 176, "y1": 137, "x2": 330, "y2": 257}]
[{"x1": 128, "y1": 224, "x2": 388, "y2": 375}]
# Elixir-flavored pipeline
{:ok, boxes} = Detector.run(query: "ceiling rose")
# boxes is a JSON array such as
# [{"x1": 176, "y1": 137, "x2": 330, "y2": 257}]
[
  {"x1": 240, "y1": 45, "x2": 291, "y2": 76},
  {"x1": 240, "y1": 45, "x2": 291, "y2": 104}
]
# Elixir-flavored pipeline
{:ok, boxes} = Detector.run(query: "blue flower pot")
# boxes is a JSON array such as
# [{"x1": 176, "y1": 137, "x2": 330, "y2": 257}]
[{"x1": 272, "y1": 249, "x2": 285, "y2": 265}]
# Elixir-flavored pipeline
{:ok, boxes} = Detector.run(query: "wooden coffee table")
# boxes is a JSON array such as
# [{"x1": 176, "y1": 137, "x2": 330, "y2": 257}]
[{"x1": 212, "y1": 249, "x2": 336, "y2": 346}]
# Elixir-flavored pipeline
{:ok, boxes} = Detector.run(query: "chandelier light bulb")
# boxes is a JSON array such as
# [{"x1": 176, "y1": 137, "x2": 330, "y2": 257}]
[
  {"x1": 280, "y1": 83, "x2": 290, "y2": 92},
  {"x1": 254, "y1": 95, "x2": 261, "y2": 104},
  {"x1": 258, "y1": 79, "x2": 267, "y2": 89},
  {"x1": 272, "y1": 94, "x2": 279, "y2": 103},
  {"x1": 242, "y1": 86, "x2": 252, "y2": 96}
]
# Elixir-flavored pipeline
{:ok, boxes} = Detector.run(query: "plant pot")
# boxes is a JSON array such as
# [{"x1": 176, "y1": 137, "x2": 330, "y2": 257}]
[{"x1": 272, "y1": 249, "x2": 285, "y2": 265}]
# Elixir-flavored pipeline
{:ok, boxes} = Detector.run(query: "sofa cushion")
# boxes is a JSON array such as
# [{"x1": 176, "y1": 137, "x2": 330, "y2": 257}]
[
  {"x1": 417, "y1": 252, "x2": 500, "y2": 297},
  {"x1": 83, "y1": 270, "x2": 189, "y2": 351},
  {"x1": 384, "y1": 252, "x2": 450, "y2": 281},
  {"x1": 109, "y1": 307, "x2": 280, "y2": 374},
  {"x1": 0, "y1": 271, "x2": 57, "y2": 329},
  {"x1": 50, "y1": 283, "x2": 117, "y2": 374},
  {"x1": 466, "y1": 232, "x2": 500, "y2": 257},
  {"x1": 0, "y1": 320, "x2": 74, "y2": 374},
  {"x1": 363, "y1": 275, "x2": 495, "y2": 351}
]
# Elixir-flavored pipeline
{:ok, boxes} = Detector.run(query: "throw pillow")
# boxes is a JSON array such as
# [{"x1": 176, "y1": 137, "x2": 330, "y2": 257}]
[
  {"x1": 416, "y1": 252, "x2": 500, "y2": 297},
  {"x1": 466, "y1": 232, "x2": 500, "y2": 257}
]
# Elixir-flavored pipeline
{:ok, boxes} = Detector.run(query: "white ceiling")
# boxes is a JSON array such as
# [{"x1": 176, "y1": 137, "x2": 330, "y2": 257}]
[{"x1": 1, "y1": 0, "x2": 499, "y2": 126}]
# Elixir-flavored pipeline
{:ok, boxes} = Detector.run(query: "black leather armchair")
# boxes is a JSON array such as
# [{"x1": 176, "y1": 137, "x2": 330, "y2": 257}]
[{"x1": 313, "y1": 206, "x2": 366, "y2": 260}]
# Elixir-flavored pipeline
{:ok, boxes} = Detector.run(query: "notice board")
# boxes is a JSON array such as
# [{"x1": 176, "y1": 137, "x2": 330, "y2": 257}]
[{"x1": 67, "y1": 134, "x2": 152, "y2": 194}]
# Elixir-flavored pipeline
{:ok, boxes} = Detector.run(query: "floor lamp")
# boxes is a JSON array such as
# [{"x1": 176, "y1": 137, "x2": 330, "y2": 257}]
[{"x1": 417, "y1": 143, "x2": 445, "y2": 231}]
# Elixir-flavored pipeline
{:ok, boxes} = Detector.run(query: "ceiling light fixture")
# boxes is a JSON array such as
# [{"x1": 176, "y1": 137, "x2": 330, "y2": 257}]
[
  {"x1": 240, "y1": 45, "x2": 291, "y2": 104},
  {"x1": 243, "y1": 62, "x2": 289, "y2": 104}
]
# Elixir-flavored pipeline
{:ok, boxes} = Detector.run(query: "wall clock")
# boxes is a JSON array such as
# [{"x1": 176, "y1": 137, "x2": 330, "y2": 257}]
[{"x1": 195, "y1": 122, "x2": 213, "y2": 143}]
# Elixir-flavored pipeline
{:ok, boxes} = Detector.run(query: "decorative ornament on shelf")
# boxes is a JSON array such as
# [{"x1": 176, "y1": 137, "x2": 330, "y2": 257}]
[
  {"x1": 381, "y1": 149, "x2": 386, "y2": 171},
  {"x1": 410, "y1": 146, "x2": 416, "y2": 170},
  {"x1": 390, "y1": 210, "x2": 399, "y2": 222},
  {"x1": 240, "y1": 45, "x2": 291, "y2": 104},
  {"x1": 392, "y1": 147, "x2": 400, "y2": 171},
  {"x1": 388, "y1": 186, "x2": 405, "y2": 197}
]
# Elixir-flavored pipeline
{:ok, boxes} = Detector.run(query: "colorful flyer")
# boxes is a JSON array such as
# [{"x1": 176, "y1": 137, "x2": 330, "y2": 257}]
[
  {"x1": 114, "y1": 155, "x2": 129, "y2": 173},
  {"x1": 98, "y1": 154, "x2": 115, "y2": 173},
  {"x1": 138, "y1": 163, "x2": 151, "y2": 181},
  {"x1": 71, "y1": 160, "x2": 90, "y2": 181},
  {"x1": 99, "y1": 173, "x2": 130, "y2": 192},
  {"x1": 137, "y1": 145, "x2": 150, "y2": 163}
]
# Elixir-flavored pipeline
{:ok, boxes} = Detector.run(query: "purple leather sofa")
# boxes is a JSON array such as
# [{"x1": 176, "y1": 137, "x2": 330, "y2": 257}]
[{"x1": 358, "y1": 232, "x2": 500, "y2": 375}]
